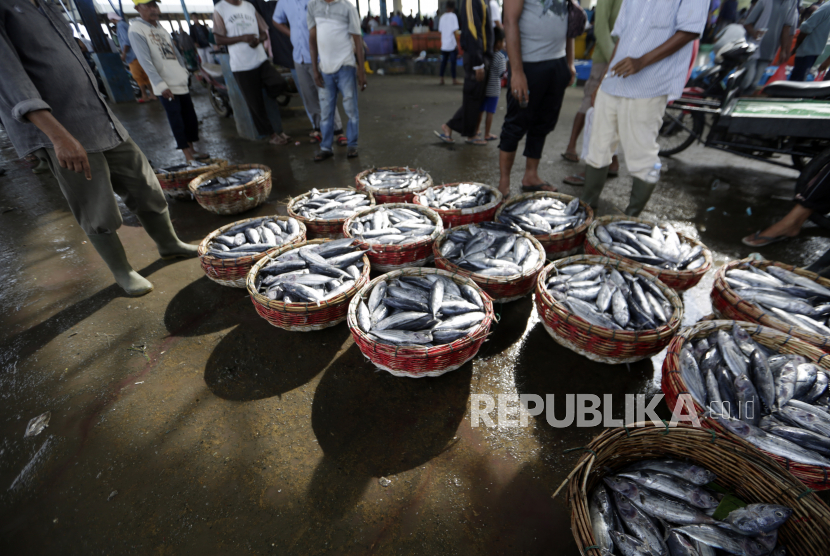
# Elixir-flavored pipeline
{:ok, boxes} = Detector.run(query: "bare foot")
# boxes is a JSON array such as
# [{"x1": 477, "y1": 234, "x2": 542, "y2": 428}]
[
  {"x1": 269, "y1": 133, "x2": 288, "y2": 146},
  {"x1": 452, "y1": 80, "x2": 461, "y2": 86}
]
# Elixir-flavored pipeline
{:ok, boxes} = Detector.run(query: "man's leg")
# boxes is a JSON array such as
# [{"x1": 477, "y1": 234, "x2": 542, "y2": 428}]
[
  {"x1": 178, "y1": 93, "x2": 200, "y2": 146},
  {"x1": 450, "y1": 49, "x2": 458, "y2": 84},
  {"x1": 582, "y1": 90, "x2": 621, "y2": 208},
  {"x1": 158, "y1": 94, "x2": 194, "y2": 160},
  {"x1": 129, "y1": 60, "x2": 151, "y2": 101},
  {"x1": 317, "y1": 71, "x2": 339, "y2": 154},
  {"x1": 291, "y1": 67, "x2": 317, "y2": 128},
  {"x1": 485, "y1": 112, "x2": 494, "y2": 138},
  {"x1": 564, "y1": 62, "x2": 607, "y2": 159},
  {"x1": 523, "y1": 58, "x2": 569, "y2": 188},
  {"x1": 440, "y1": 50, "x2": 449, "y2": 82},
  {"x1": 789, "y1": 56, "x2": 818, "y2": 82},
  {"x1": 233, "y1": 68, "x2": 275, "y2": 138},
  {"x1": 337, "y1": 65, "x2": 360, "y2": 152},
  {"x1": 260, "y1": 62, "x2": 288, "y2": 137},
  {"x1": 617, "y1": 95, "x2": 668, "y2": 216}
]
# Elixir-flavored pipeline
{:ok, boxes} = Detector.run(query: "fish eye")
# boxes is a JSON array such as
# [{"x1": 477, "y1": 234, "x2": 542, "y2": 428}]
[{"x1": 775, "y1": 511, "x2": 783, "y2": 517}]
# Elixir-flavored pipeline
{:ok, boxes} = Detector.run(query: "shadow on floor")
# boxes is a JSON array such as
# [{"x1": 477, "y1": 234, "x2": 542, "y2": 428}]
[
  {"x1": 163, "y1": 276, "x2": 251, "y2": 337},
  {"x1": 477, "y1": 296, "x2": 534, "y2": 357}
]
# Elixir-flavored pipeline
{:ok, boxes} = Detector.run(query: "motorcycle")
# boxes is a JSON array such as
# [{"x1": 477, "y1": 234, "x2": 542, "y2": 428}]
[{"x1": 195, "y1": 63, "x2": 233, "y2": 118}]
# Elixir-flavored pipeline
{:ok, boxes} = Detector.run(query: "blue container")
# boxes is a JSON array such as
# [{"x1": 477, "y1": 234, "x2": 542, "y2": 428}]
[
  {"x1": 365, "y1": 35, "x2": 394, "y2": 56},
  {"x1": 575, "y1": 60, "x2": 592, "y2": 82}
]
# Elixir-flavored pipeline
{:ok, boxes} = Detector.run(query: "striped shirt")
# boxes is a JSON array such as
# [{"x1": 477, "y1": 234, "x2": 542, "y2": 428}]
[
  {"x1": 600, "y1": 0, "x2": 708, "y2": 101},
  {"x1": 486, "y1": 51, "x2": 507, "y2": 97}
]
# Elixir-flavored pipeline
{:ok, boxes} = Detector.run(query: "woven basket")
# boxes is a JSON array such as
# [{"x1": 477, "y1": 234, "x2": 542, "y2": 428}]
[
  {"x1": 189, "y1": 163, "x2": 272, "y2": 215},
  {"x1": 561, "y1": 422, "x2": 830, "y2": 556},
  {"x1": 412, "y1": 182, "x2": 503, "y2": 228},
  {"x1": 342, "y1": 203, "x2": 444, "y2": 273},
  {"x1": 246, "y1": 239, "x2": 371, "y2": 331},
  {"x1": 156, "y1": 158, "x2": 228, "y2": 200},
  {"x1": 198, "y1": 216, "x2": 306, "y2": 288},
  {"x1": 287, "y1": 187, "x2": 376, "y2": 239},
  {"x1": 432, "y1": 224, "x2": 545, "y2": 303},
  {"x1": 711, "y1": 258, "x2": 830, "y2": 352},
  {"x1": 347, "y1": 267, "x2": 495, "y2": 377},
  {"x1": 584, "y1": 215, "x2": 712, "y2": 291},
  {"x1": 494, "y1": 192, "x2": 594, "y2": 260},
  {"x1": 535, "y1": 254, "x2": 683, "y2": 364},
  {"x1": 354, "y1": 166, "x2": 433, "y2": 204},
  {"x1": 662, "y1": 318, "x2": 830, "y2": 490}
]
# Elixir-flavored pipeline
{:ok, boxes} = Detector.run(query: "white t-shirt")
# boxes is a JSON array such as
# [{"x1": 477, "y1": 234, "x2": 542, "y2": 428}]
[
  {"x1": 438, "y1": 12, "x2": 459, "y2": 52},
  {"x1": 214, "y1": 0, "x2": 268, "y2": 72},
  {"x1": 490, "y1": 0, "x2": 502, "y2": 27},
  {"x1": 307, "y1": 0, "x2": 362, "y2": 74}
]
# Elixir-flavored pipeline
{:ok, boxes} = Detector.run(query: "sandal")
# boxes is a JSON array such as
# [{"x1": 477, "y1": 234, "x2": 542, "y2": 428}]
[
  {"x1": 561, "y1": 152, "x2": 580, "y2": 163},
  {"x1": 309, "y1": 131, "x2": 322, "y2": 144},
  {"x1": 521, "y1": 183, "x2": 557, "y2": 193},
  {"x1": 465, "y1": 138, "x2": 487, "y2": 146},
  {"x1": 741, "y1": 232, "x2": 791, "y2": 247},
  {"x1": 434, "y1": 130, "x2": 454, "y2": 144},
  {"x1": 347, "y1": 147, "x2": 358, "y2": 158},
  {"x1": 485, "y1": 134, "x2": 498, "y2": 141},
  {"x1": 562, "y1": 174, "x2": 585, "y2": 186},
  {"x1": 314, "y1": 149, "x2": 334, "y2": 162},
  {"x1": 337, "y1": 135, "x2": 348, "y2": 147},
  {"x1": 269, "y1": 134, "x2": 288, "y2": 146}
]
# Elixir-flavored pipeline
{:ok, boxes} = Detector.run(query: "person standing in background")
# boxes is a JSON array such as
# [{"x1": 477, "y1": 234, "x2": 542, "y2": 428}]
[
  {"x1": 130, "y1": 0, "x2": 206, "y2": 163},
  {"x1": 192, "y1": 21, "x2": 213, "y2": 65},
  {"x1": 497, "y1": 0, "x2": 574, "y2": 196},
  {"x1": 214, "y1": 0, "x2": 290, "y2": 145},
  {"x1": 741, "y1": 0, "x2": 796, "y2": 94},
  {"x1": 473, "y1": 26, "x2": 507, "y2": 143},
  {"x1": 272, "y1": 0, "x2": 346, "y2": 144},
  {"x1": 716, "y1": 0, "x2": 739, "y2": 30},
  {"x1": 115, "y1": 13, "x2": 156, "y2": 103},
  {"x1": 438, "y1": 2, "x2": 461, "y2": 86},
  {"x1": 490, "y1": 0, "x2": 503, "y2": 29},
  {"x1": 790, "y1": 1, "x2": 830, "y2": 81}
]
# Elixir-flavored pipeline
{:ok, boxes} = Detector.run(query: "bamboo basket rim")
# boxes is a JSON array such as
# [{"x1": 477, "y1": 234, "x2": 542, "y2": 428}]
[
  {"x1": 493, "y1": 191, "x2": 594, "y2": 244},
  {"x1": 346, "y1": 266, "x2": 495, "y2": 357},
  {"x1": 342, "y1": 203, "x2": 444, "y2": 253},
  {"x1": 245, "y1": 238, "x2": 370, "y2": 313},
  {"x1": 586, "y1": 214, "x2": 713, "y2": 279},
  {"x1": 198, "y1": 216, "x2": 306, "y2": 266},
  {"x1": 286, "y1": 187, "x2": 376, "y2": 226},
  {"x1": 562, "y1": 422, "x2": 830, "y2": 556},
  {"x1": 432, "y1": 223, "x2": 546, "y2": 285},
  {"x1": 713, "y1": 258, "x2": 830, "y2": 349},
  {"x1": 188, "y1": 163, "x2": 272, "y2": 198},
  {"x1": 155, "y1": 158, "x2": 227, "y2": 180},
  {"x1": 536, "y1": 254, "x2": 684, "y2": 343},
  {"x1": 412, "y1": 182, "x2": 503, "y2": 218},
  {"x1": 355, "y1": 166, "x2": 433, "y2": 196}
]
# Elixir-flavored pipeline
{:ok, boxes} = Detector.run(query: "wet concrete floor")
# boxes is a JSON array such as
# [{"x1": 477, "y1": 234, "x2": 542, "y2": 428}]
[{"x1": 1, "y1": 75, "x2": 828, "y2": 554}]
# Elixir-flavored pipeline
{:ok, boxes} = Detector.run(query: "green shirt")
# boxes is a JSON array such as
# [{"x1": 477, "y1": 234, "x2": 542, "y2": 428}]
[{"x1": 592, "y1": 0, "x2": 624, "y2": 64}]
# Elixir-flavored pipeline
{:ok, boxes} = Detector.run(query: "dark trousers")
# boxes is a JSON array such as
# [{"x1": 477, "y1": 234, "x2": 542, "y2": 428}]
[
  {"x1": 440, "y1": 49, "x2": 457, "y2": 79},
  {"x1": 790, "y1": 55, "x2": 818, "y2": 82},
  {"x1": 159, "y1": 93, "x2": 199, "y2": 150},
  {"x1": 797, "y1": 161, "x2": 830, "y2": 213},
  {"x1": 499, "y1": 57, "x2": 570, "y2": 159},
  {"x1": 233, "y1": 61, "x2": 287, "y2": 136},
  {"x1": 446, "y1": 53, "x2": 490, "y2": 138}
]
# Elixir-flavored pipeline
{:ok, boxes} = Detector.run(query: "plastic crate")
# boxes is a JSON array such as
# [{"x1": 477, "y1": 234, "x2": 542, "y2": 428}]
[
  {"x1": 574, "y1": 60, "x2": 592, "y2": 81},
  {"x1": 365, "y1": 35, "x2": 393, "y2": 56},
  {"x1": 412, "y1": 32, "x2": 442, "y2": 53},
  {"x1": 396, "y1": 34, "x2": 413, "y2": 53}
]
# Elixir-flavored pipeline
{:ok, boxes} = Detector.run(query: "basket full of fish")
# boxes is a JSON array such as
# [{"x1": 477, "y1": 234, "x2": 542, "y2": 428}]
[
  {"x1": 347, "y1": 267, "x2": 495, "y2": 377},
  {"x1": 662, "y1": 319, "x2": 830, "y2": 490},
  {"x1": 188, "y1": 164, "x2": 272, "y2": 215},
  {"x1": 354, "y1": 166, "x2": 433, "y2": 204},
  {"x1": 495, "y1": 191, "x2": 593, "y2": 259},
  {"x1": 562, "y1": 422, "x2": 830, "y2": 556},
  {"x1": 287, "y1": 187, "x2": 375, "y2": 239},
  {"x1": 412, "y1": 182, "x2": 503, "y2": 228},
  {"x1": 535, "y1": 255, "x2": 683, "y2": 364},
  {"x1": 154, "y1": 158, "x2": 228, "y2": 200},
  {"x1": 585, "y1": 215, "x2": 712, "y2": 291},
  {"x1": 432, "y1": 223, "x2": 545, "y2": 303},
  {"x1": 712, "y1": 258, "x2": 830, "y2": 352},
  {"x1": 198, "y1": 216, "x2": 305, "y2": 288},
  {"x1": 343, "y1": 203, "x2": 443, "y2": 273},
  {"x1": 246, "y1": 238, "x2": 370, "y2": 331}
]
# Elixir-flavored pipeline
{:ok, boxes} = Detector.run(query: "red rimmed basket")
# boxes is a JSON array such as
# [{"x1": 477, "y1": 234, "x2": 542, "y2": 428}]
[
  {"x1": 711, "y1": 258, "x2": 830, "y2": 352},
  {"x1": 432, "y1": 224, "x2": 545, "y2": 303},
  {"x1": 584, "y1": 215, "x2": 712, "y2": 291},
  {"x1": 559, "y1": 422, "x2": 830, "y2": 556},
  {"x1": 287, "y1": 187, "x2": 376, "y2": 239},
  {"x1": 535, "y1": 254, "x2": 684, "y2": 364},
  {"x1": 412, "y1": 182, "x2": 503, "y2": 228},
  {"x1": 198, "y1": 216, "x2": 306, "y2": 288},
  {"x1": 156, "y1": 158, "x2": 228, "y2": 200},
  {"x1": 342, "y1": 203, "x2": 444, "y2": 273},
  {"x1": 495, "y1": 191, "x2": 594, "y2": 260},
  {"x1": 246, "y1": 239, "x2": 371, "y2": 331},
  {"x1": 354, "y1": 166, "x2": 433, "y2": 204},
  {"x1": 347, "y1": 267, "x2": 495, "y2": 377},
  {"x1": 189, "y1": 163, "x2": 272, "y2": 215},
  {"x1": 661, "y1": 318, "x2": 830, "y2": 490}
]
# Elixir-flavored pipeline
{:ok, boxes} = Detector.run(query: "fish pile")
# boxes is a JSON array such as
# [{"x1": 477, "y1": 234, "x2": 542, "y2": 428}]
[
  {"x1": 253, "y1": 238, "x2": 365, "y2": 302},
  {"x1": 418, "y1": 183, "x2": 496, "y2": 211},
  {"x1": 591, "y1": 458, "x2": 792, "y2": 556},
  {"x1": 153, "y1": 160, "x2": 207, "y2": 174},
  {"x1": 291, "y1": 189, "x2": 372, "y2": 221},
  {"x1": 355, "y1": 275, "x2": 486, "y2": 347},
  {"x1": 362, "y1": 168, "x2": 430, "y2": 192},
  {"x1": 206, "y1": 217, "x2": 301, "y2": 259},
  {"x1": 497, "y1": 196, "x2": 586, "y2": 236},
  {"x1": 724, "y1": 264, "x2": 830, "y2": 337},
  {"x1": 594, "y1": 220, "x2": 706, "y2": 271},
  {"x1": 544, "y1": 264, "x2": 673, "y2": 330},
  {"x1": 679, "y1": 322, "x2": 830, "y2": 468},
  {"x1": 348, "y1": 206, "x2": 437, "y2": 245},
  {"x1": 438, "y1": 223, "x2": 540, "y2": 277},
  {"x1": 198, "y1": 168, "x2": 265, "y2": 192}
]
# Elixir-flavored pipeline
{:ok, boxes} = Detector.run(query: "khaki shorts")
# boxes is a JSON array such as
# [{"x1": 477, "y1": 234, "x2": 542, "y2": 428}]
[
  {"x1": 129, "y1": 59, "x2": 151, "y2": 88},
  {"x1": 578, "y1": 62, "x2": 609, "y2": 114}
]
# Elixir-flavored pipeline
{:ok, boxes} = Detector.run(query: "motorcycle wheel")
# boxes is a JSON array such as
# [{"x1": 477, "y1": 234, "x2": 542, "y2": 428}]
[
  {"x1": 209, "y1": 87, "x2": 232, "y2": 118},
  {"x1": 657, "y1": 108, "x2": 705, "y2": 157},
  {"x1": 795, "y1": 147, "x2": 830, "y2": 230}
]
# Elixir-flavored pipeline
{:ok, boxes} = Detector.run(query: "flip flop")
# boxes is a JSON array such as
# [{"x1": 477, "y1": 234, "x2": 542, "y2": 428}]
[
  {"x1": 314, "y1": 149, "x2": 333, "y2": 162},
  {"x1": 562, "y1": 174, "x2": 585, "y2": 186},
  {"x1": 485, "y1": 134, "x2": 498, "y2": 141},
  {"x1": 465, "y1": 138, "x2": 487, "y2": 146},
  {"x1": 522, "y1": 183, "x2": 557, "y2": 193},
  {"x1": 337, "y1": 135, "x2": 348, "y2": 146},
  {"x1": 741, "y1": 232, "x2": 790, "y2": 247},
  {"x1": 434, "y1": 130, "x2": 454, "y2": 144},
  {"x1": 561, "y1": 152, "x2": 580, "y2": 163},
  {"x1": 309, "y1": 131, "x2": 322, "y2": 144}
]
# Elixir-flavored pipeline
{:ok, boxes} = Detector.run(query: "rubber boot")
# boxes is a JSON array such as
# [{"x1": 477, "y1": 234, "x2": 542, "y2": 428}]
[
  {"x1": 581, "y1": 165, "x2": 610, "y2": 209},
  {"x1": 87, "y1": 233, "x2": 154, "y2": 297},
  {"x1": 135, "y1": 210, "x2": 199, "y2": 259},
  {"x1": 625, "y1": 177, "x2": 657, "y2": 217}
]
